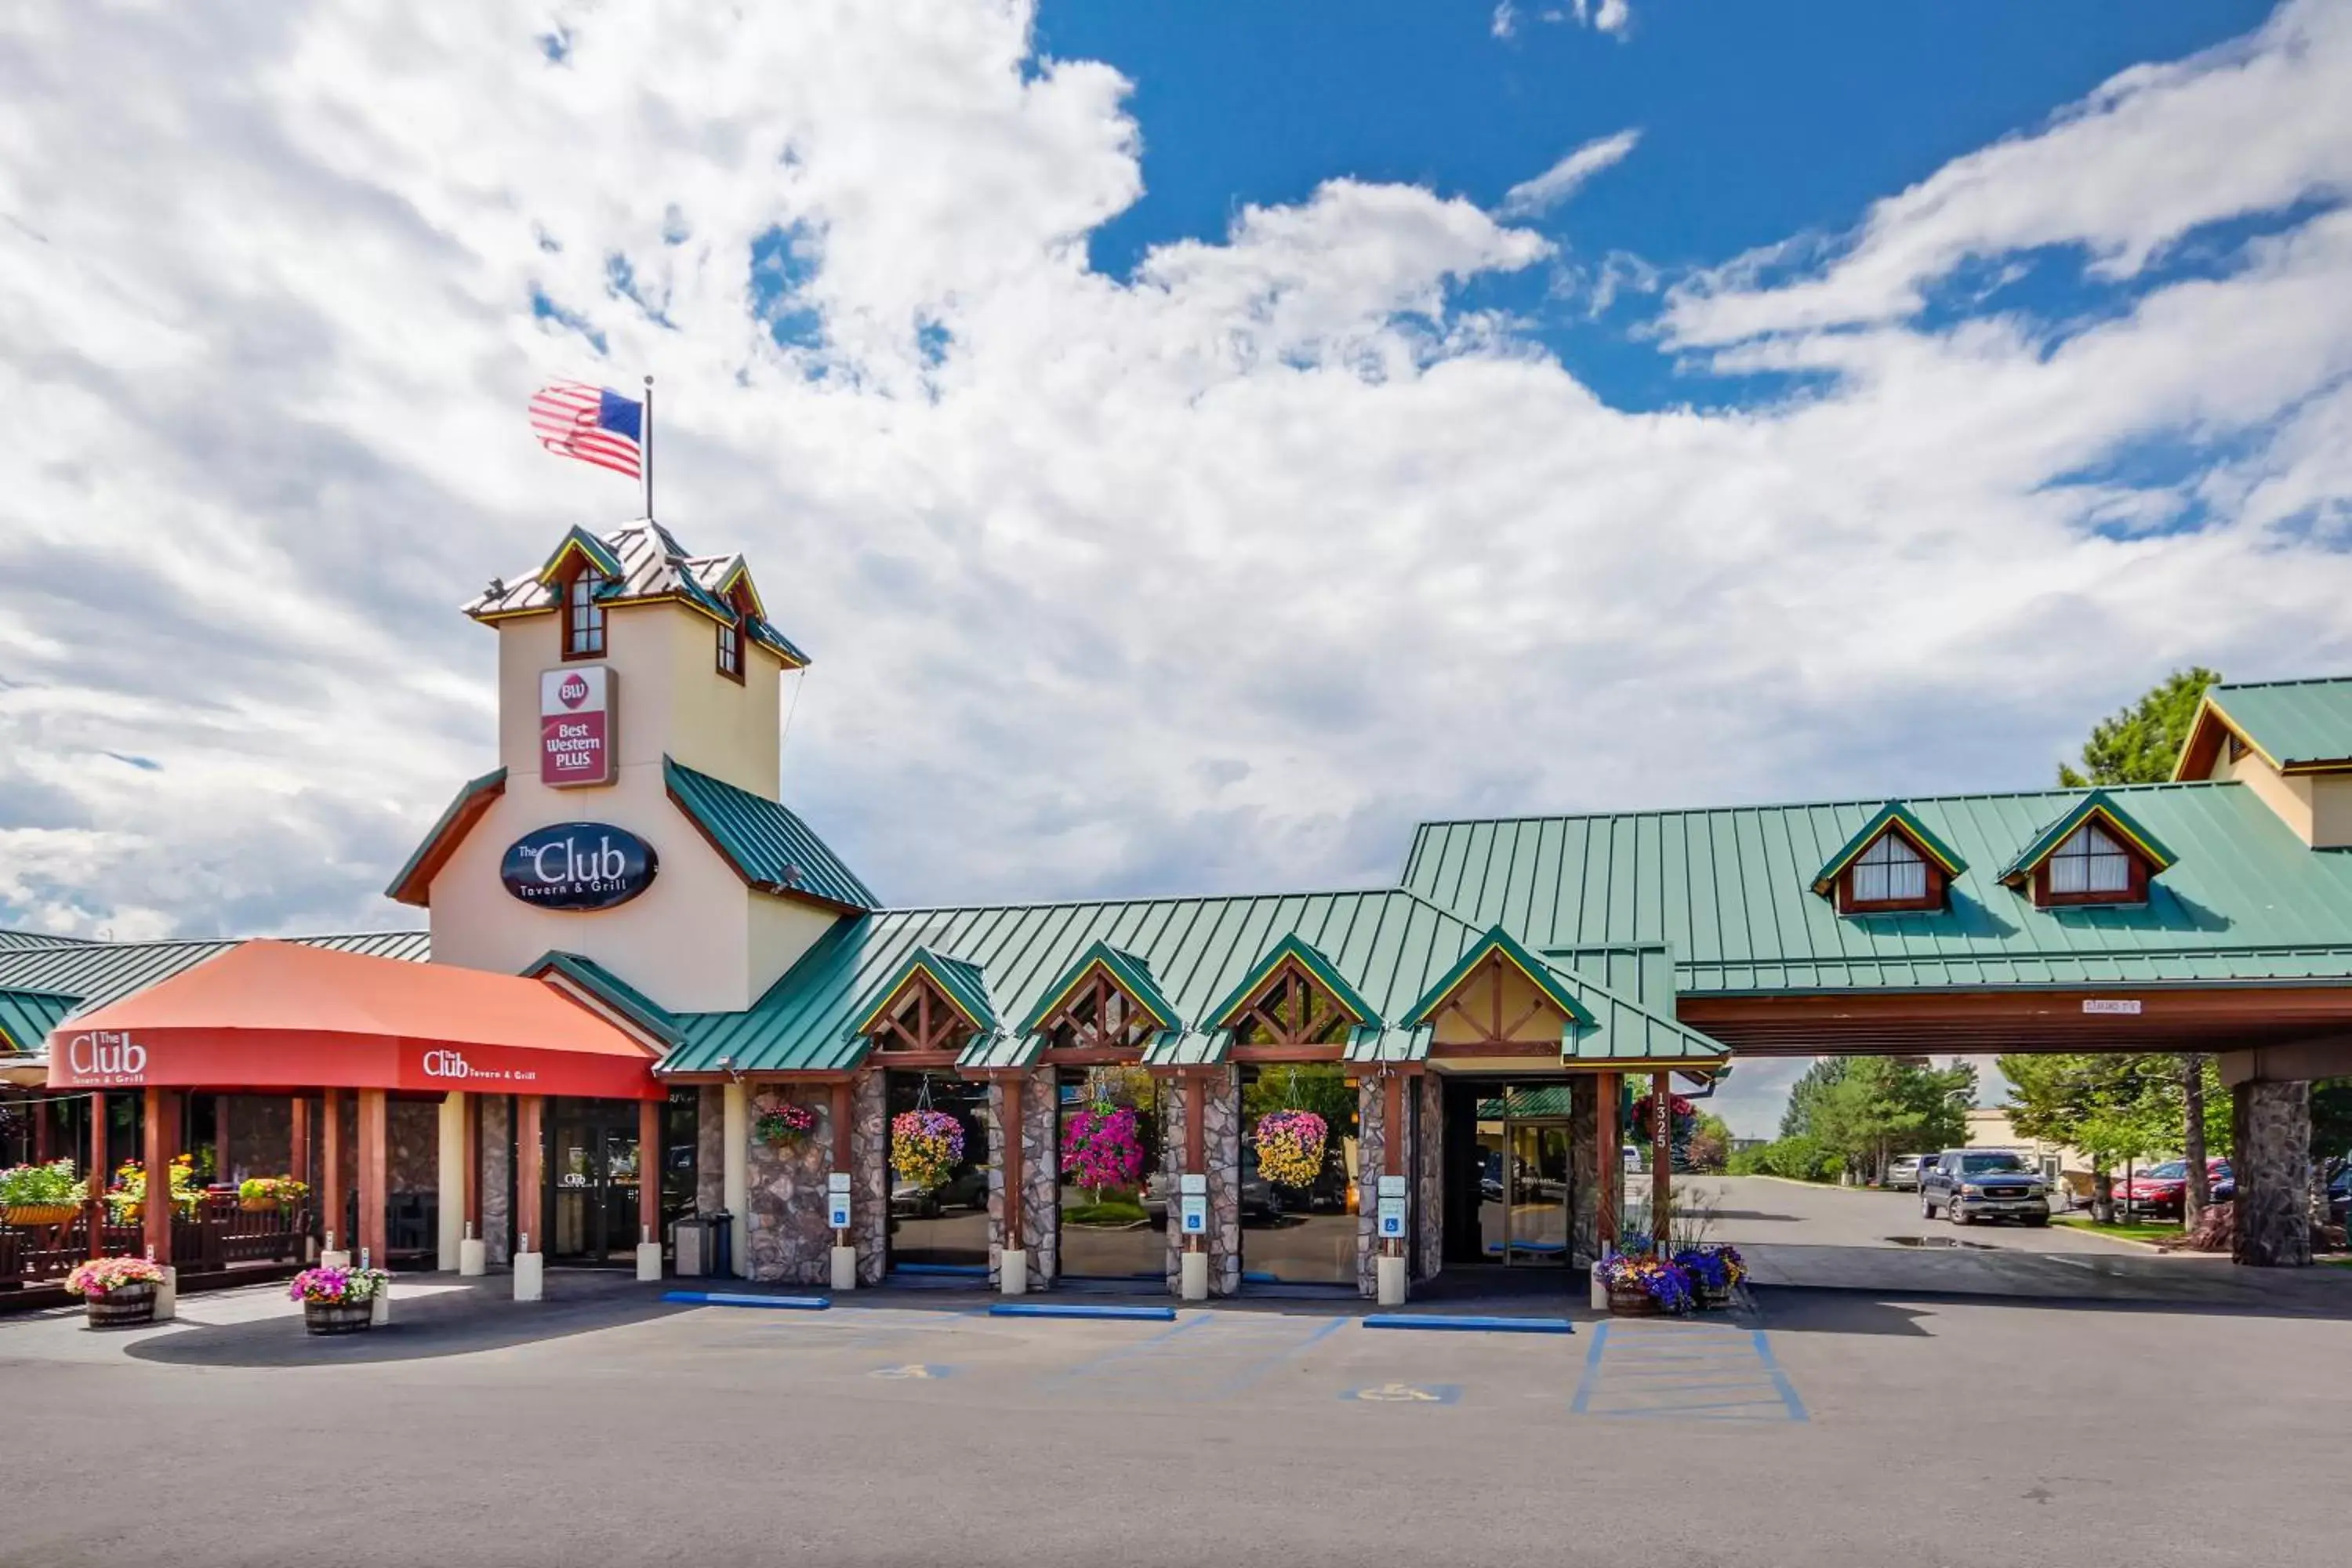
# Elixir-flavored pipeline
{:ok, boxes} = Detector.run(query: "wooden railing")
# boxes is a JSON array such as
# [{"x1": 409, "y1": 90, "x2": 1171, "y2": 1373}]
[{"x1": 1, "y1": 1197, "x2": 313, "y2": 1287}]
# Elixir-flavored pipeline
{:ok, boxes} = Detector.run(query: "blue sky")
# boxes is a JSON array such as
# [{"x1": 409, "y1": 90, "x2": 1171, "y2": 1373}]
[
  {"x1": 2, "y1": 2, "x2": 2350, "y2": 1132},
  {"x1": 1040, "y1": 1, "x2": 2276, "y2": 411}
]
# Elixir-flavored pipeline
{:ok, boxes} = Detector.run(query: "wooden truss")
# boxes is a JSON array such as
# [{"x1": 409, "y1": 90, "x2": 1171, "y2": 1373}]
[
  {"x1": 1228, "y1": 958, "x2": 1358, "y2": 1047},
  {"x1": 1431, "y1": 952, "x2": 1569, "y2": 1045},
  {"x1": 1036, "y1": 966, "x2": 1160, "y2": 1054},
  {"x1": 869, "y1": 974, "x2": 978, "y2": 1053}
]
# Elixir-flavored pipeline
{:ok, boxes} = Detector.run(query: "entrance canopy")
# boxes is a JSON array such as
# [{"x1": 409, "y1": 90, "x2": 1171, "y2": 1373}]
[{"x1": 45, "y1": 940, "x2": 663, "y2": 1100}]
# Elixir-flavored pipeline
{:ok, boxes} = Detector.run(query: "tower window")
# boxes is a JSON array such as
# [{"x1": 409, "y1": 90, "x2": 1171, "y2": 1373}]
[
  {"x1": 2049, "y1": 824, "x2": 2132, "y2": 896},
  {"x1": 717, "y1": 615, "x2": 742, "y2": 681},
  {"x1": 564, "y1": 568, "x2": 606, "y2": 658}
]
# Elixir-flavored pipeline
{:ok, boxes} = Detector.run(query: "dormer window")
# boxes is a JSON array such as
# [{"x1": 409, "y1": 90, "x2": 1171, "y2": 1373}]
[
  {"x1": 1847, "y1": 832, "x2": 1934, "y2": 909},
  {"x1": 564, "y1": 568, "x2": 606, "y2": 658},
  {"x1": 2044, "y1": 823, "x2": 2140, "y2": 902},
  {"x1": 1814, "y1": 805, "x2": 1963, "y2": 915}
]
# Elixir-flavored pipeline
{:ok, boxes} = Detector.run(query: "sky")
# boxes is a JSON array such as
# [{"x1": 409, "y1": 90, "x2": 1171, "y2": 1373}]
[{"x1": 2, "y1": 2, "x2": 2349, "y2": 1136}]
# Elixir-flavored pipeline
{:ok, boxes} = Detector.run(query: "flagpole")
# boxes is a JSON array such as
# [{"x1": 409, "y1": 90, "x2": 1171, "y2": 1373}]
[{"x1": 641, "y1": 375, "x2": 655, "y2": 521}]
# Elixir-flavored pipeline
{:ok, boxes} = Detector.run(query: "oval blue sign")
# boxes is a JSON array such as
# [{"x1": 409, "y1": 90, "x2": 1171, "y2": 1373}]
[{"x1": 500, "y1": 822, "x2": 658, "y2": 911}]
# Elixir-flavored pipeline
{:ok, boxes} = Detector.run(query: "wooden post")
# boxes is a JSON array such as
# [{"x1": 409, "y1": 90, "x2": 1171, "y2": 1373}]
[
  {"x1": 1184, "y1": 1074, "x2": 1205, "y2": 1174},
  {"x1": 86, "y1": 1091, "x2": 108, "y2": 1259},
  {"x1": 320, "y1": 1089, "x2": 345, "y2": 1251},
  {"x1": 516, "y1": 1095, "x2": 545, "y2": 1255},
  {"x1": 357, "y1": 1089, "x2": 388, "y2": 1268},
  {"x1": 1000, "y1": 1075, "x2": 1024, "y2": 1256},
  {"x1": 289, "y1": 1097, "x2": 311, "y2": 1190},
  {"x1": 637, "y1": 1096, "x2": 662, "y2": 1247},
  {"x1": 829, "y1": 1081, "x2": 852, "y2": 1174},
  {"x1": 1594, "y1": 1072, "x2": 1618, "y2": 1250},
  {"x1": 141, "y1": 1087, "x2": 175, "y2": 1265},
  {"x1": 1382, "y1": 1073, "x2": 1404, "y2": 1178},
  {"x1": 33, "y1": 1096, "x2": 50, "y2": 1163},
  {"x1": 1650, "y1": 1070, "x2": 1672, "y2": 1247},
  {"x1": 216, "y1": 1094, "x2": 232, "y2": 1185}
]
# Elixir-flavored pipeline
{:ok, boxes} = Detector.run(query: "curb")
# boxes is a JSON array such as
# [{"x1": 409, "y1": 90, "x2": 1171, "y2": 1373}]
[{"x1": 662, "y1": 1290, "x2": 829, "y2": 1310}]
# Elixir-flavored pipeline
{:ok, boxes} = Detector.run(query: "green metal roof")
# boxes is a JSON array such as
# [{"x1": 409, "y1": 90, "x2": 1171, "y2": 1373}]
[
  {"x1": 523, "y1": 951, "x2": 683, "y2": 1047},
  {"x1": 1809, "y1": 801, "x2": 1968, "y2": 895},
  {"x1": 1405, "y1": 781, "x2": 2352, "y2": 996},
  {"x1": 662, "y1": 887, "x2": 1721, "y2": 1076},
  {"x1": 2206, "y1": 677, "x2": 2352, "y2": 771},
  {"x1": 1203, "y1": 934, "x2": 1383, "y2": 1033},
  {"x1": 0, "y1": 931, "x2": 432, "y2": 1043},
  {"x1": 1017, "y1": 941, "x2": 1182, "y2": 1035},
  {"x1": 0, "y1": 989, "x2": 77, "y2": 1055},
  {"x1": 537, "y1": 524, "x2": 626, "y2": 583},
  {"x1": 1996, "y1": 790, "x2": 2176, "y2": 887},
  {"x1": 664, "y1": 756, "x2": 878, "y2": 912},
  {"x1": 1475, "y1": 1085, "x2": 1575, "y2": 1119}
]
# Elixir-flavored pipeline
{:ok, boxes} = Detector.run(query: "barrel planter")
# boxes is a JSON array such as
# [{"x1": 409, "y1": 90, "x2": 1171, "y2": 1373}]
[
  {"x1": 303, "y1": 1300, "x2": 374, "y2": 1336},
  {"x1": 239, "y1": 1197, "x2": 281, "y2": 1214},
  {"x1": 85, "y1": 1283, "x2": 158, "y2": 1330},
  {"x1": 1606, "y1": 1283, "x2": 1663, "y2": 1316},
  {"x1": 4, "y1": 1203, "x2": 82, "y2": 1227}
]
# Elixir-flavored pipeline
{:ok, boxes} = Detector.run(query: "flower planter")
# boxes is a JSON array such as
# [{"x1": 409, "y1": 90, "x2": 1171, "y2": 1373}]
[
  {"x1": 1696, "y1": 1283, "x2": 1734, "y2": 1311},
  {"x1": 1606, "y1": 1283, "x2": 1662, "y2": 1316},
  {"x1": 5, "y1": 1203, "x2": 83, "y2": 1227},
  {"x1": 85, "y1": 1283, "x2": 158, "y2": 1330},
  {"x1": 238, "y1": 1197, "x2": 281, "y2": 1213},
  {"x1": 303, "y1": 1300, "x2": 374, "y2": 1336}
]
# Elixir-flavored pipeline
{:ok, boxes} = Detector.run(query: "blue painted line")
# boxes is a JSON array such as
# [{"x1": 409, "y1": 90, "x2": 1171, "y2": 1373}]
[
  {"x1": 1752, "y1": 1330, "x2": 1811, "y2": 1422},
  {"x1": 1363, "y1": 1314, "x2": 1573, "y2": 1334},
  {"x1": 990, "y1": 1302, "x2": 1178, "y2": 1321},
  {"x1": 1570, "y1": 1319, "x2": 1608, "y2": 1414},
  {"x1": 889, "y1": 1262, "x2": 989, "y2": 1277},
  {"x1": 1241, "y1": 1271, "x2": 1279, "y2": 1284},
  {"x1": 662, "y1": 1291, "x2": 829, "y2": 1310}
]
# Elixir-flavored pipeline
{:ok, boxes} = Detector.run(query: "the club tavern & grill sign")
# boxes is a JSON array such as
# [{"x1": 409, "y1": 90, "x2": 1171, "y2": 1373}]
[{"x1": 499, "y1": 822, "x2": 659, "y2": 911}]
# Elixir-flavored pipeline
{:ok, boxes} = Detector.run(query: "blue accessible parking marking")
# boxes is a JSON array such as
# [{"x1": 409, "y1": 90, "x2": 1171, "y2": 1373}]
[
  {"x1": 1040, "y1": 1312, "x2": 1346, "y2": 1403},
  {"x1": 1570, "y1": 1321, "x2": 1809, "y2": 1423},
  {"x1": 868, "y1": 1363, "x2": 954, "y2": 1380},
  {"x1": 1342, "y1": 1382, "x2": 1462, "y2": 1405}
]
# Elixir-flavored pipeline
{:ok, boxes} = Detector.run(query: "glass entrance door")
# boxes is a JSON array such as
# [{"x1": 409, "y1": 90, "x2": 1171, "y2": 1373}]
[
  {"x1": 1504, "y1": 1123, "x2": 1570, "y2": 1265},
  {"x1": 548, "y1": 1099, "x2": 641, "y2": 1265}
]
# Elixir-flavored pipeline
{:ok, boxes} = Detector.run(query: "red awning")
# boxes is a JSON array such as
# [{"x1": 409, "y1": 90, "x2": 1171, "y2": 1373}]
[{"x1": 45, "y1": 940, "x2": 664, "y2": 1101}]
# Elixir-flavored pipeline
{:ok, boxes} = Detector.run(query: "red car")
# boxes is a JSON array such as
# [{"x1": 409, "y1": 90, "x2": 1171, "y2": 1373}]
[{"x1": 2115, "y1": 1159, "x2": 2230, "y2": 1218}]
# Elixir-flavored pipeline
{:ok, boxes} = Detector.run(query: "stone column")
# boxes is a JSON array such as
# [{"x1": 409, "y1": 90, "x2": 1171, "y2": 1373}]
[
  {"x1": 1355, "y1": 1075, "x2": 1410, "y2": 1299},
  {"x1": 849, "y1": 1069, "x2": 887, "y2": 1284},
  {"x1": 1196, "y1": 1066, "x2": 1243, "y2": 1295},
  {"x1": 2232, "y1": 1078, "x2": 2313, "y2": 1268},
  {"x1": 989, "y1": 1066, "x2": 1058, "y2": 1291},
  {"x1": 722, "y1": 1081, "x2": 750, "y2": 1276},
  {"x1": 480, "y1": 1095, "x2": 512, "y2": 1265},
  {"x1": 1414, "y1": 1075, "x2": 1444, "y2": 1283},
  {"x1": 1570, "y1": 1074, "x2": 1600, "y2": 1268},
  {"x1": 746, "y1": 1086, "x2": 833, "y2": 1284},
  {"x1": 695, "y1": 1085, "x2": 726, "y2": 1214}
]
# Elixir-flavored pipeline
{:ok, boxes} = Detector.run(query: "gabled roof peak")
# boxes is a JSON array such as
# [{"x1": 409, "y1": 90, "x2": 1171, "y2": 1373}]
[
  {"x1": 463, "y1": 520, "x2": 809, "y2": 667},
  {"x1": 1997, "y1": 790, "x2": 2178, "y2": 888},
  {"x1": 1809, "y1": 801, "x2": 1968, "y2": 899}
]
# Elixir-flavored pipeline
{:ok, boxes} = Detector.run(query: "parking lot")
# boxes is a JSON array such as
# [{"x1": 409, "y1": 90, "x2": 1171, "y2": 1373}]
[{"x1": 6, "y1": 1220, "x2": 2352, "y2": 1568}]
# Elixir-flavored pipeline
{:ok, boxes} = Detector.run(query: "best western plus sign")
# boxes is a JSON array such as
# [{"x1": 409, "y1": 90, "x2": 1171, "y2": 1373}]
[{"x1": 539, "y1": 666, "x2": 615, "y2": 786}]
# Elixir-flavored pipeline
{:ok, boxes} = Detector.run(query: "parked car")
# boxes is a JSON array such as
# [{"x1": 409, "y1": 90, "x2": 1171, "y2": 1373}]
[
  {"x1": 2327, "y1": 1165, "x2": 2349, "y2": 1229},
  {"x1": 1920, "y1": 1149, "x2": 2050, "y2": 1226},
  {"x1": 2115, "y1": 1158, "x2": 2231, "y2": 1218},
  {"x1": 1142, "y1": 1149, "x2": 1278, "y2": 1222},
  {"x1": 1886, "y1": 1153, "x2": 1932, "y2": 1192}
]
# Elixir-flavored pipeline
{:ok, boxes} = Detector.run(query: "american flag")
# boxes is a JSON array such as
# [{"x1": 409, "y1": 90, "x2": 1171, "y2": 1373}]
[{"x1": 528, "y1": 380, "x2": 643, "y2": 479}]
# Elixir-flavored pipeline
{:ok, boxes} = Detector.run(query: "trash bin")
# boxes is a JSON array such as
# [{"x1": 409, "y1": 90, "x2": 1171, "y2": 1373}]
[{"x1": 673, "y1": 1212, "x2": 733, "y2": 1279}]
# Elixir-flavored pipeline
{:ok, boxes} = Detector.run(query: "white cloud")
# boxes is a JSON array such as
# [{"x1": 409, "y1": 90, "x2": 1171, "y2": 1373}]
[
  {"x1": 1490, "y1": 2, "x2": 1518, "y2": 42},
  {"x1": 1500, "y1": 129, "x2": 1642, "y2": 218},
  {"x1": 1665, "y1": 0, "x2": 2352, "y2": 346},
  {"x1": 0, "y1": 0, "x2": 2348, "y2": 958}
]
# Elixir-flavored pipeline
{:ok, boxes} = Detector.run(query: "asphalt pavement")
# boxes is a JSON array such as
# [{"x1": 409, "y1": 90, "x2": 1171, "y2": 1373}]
[{"x1": 4, "y1": 1179, "x2": 2348, "y2": 1568}]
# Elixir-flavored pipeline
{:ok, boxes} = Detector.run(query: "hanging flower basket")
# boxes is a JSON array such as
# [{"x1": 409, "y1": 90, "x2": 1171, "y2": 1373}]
[
  {"x1": 890, "y1": 1109, "x2": 965, "y2": 1190},
  {"x1": 1252, "y1": 1109, "x2": 1328, "y2": 1190},
  {"x1": 755, "y1": 1101, "x2": 820, "y2": 1149},
  {"x1": 1061, "y1": 1103, "x2": 1145, "y2": 1192},
  {"x1": 290, "y1": 1265, "x2": 389, "y2": 1335},
  {"x1": 66, "y1": 1256, "x2": 166, "y2": 1328},
  {"x1": 1595, "y1": 1252, "x2": 1696, "y2": 1316}
]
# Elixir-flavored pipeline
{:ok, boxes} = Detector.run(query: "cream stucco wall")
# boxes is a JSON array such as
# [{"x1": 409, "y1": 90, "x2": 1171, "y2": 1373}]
[
  {"x1": 494, "y1": 601, "x2": 782, "y2": 796},
  {"x1": 2210, "y1": 744, "x2": 2323, "y2": 844},
  {"x1": 430, "y1": 597, "x2": 833, "y2": 1013}
]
